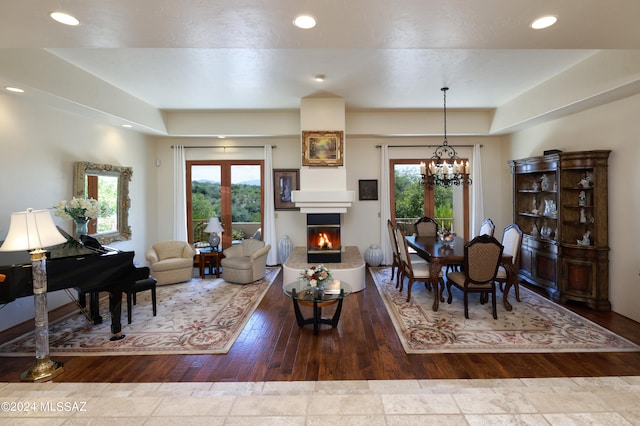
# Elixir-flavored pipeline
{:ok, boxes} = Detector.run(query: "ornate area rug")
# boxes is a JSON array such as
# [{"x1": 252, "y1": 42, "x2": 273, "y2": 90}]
[
  {"x1": 370, "y1": 267, "x2": 640, "y2": 354},
  {"x1": 0, "y1": 267, "x2": 280, "y2": 356}
]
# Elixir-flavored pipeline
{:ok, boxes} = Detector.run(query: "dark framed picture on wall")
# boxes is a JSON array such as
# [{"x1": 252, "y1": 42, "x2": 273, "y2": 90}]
[
  {"x1": 274, "y1": 169, "x2": 300, "y2": 210},
  {"x1": 359, "y1": 179, "x2": 378, "y2": 200}
]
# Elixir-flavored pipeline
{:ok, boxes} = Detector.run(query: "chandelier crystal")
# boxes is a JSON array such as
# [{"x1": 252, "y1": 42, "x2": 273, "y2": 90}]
[{"x1": 420, "y1": 87, "x2": 472, "y2": 187}]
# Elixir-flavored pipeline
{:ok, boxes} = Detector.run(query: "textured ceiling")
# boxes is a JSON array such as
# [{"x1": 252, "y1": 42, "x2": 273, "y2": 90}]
[{"x1": 1, "y1": 1, "x2": 639, "y2": 112}]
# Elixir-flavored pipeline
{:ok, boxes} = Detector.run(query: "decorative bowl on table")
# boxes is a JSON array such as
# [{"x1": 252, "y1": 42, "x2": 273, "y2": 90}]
[{"x1": 438, "y1": 230, "x2": 457, "y2": 248}]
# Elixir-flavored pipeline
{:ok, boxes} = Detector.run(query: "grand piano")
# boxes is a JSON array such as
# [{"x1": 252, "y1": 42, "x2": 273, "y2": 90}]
[{"x1": 0, "y1": 231, "x2": 147, "y2": 338}]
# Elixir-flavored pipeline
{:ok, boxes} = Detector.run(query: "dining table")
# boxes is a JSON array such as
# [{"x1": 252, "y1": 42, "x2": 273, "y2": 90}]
[{"x1": 405, "y1": 235, "x2": 517, "y2": 312}]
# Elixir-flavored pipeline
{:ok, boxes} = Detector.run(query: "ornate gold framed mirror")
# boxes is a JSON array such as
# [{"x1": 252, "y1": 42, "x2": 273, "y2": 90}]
[{"x1": 73, "y1": 161, "x2": 132, "y2": 243}]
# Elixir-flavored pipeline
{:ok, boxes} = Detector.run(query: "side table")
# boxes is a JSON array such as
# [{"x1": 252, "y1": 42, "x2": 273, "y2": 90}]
[
  {"x1": 283, "y1": 280, "x2": 352, "y2": 335},
  {"x1": 196, "y1": 248, "x2": 224, "y2": 278}
]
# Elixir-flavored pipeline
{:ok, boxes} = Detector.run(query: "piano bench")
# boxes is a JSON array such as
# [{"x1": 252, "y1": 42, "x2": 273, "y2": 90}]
[{"x1": 126, "y1": 277, "x2": 158, "y2": 324}]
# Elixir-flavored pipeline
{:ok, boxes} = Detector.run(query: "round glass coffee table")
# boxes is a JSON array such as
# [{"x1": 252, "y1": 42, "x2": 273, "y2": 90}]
[{"x1": 283, "y1": 280, "x2": 352, "y2": 335}]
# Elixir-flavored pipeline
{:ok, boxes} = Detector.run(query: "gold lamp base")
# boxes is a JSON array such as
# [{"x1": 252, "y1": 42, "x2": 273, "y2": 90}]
[{"x1": 21, "y1": 356, "x2": 64, "y2": 382}]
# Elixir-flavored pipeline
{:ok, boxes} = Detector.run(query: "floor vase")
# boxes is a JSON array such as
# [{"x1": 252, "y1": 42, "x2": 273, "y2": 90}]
[
  {"x1": 278, "y1": 235, "x2": 293, "y2": 264},
  {"x1": 364, "y1": 244, "x2": 383, "y2": 267}
]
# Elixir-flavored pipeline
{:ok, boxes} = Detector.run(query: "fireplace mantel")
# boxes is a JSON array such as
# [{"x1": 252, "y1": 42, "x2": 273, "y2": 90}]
[{"x1": 291, "y1": 190, "x2": 355, "y2": 213}]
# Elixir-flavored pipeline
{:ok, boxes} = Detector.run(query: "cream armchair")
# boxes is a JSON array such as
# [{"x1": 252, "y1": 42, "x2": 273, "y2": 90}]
[
  {"x1": 145, "y1": 240, "x2": 196, "y2": 286},
  {"x1": 221, "y1": 239, "x2": 271, "y2": 284}
]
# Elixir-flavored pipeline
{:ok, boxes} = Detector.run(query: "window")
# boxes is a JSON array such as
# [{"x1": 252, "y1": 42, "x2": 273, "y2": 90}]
[
  {"x1": 187, "y1": 160, "x2": 264, "y2": 248},
  {"x1": 85, "y1": 175, "x2": 118, "y2": 235},
  {"x1": 390, "y1": 159, "x2": 470, "y2": 238}
]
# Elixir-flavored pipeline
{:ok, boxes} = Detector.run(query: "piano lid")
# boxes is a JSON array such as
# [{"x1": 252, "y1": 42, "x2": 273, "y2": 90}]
[
  {"x1": 0, "y1": 226, "x2": 99, "y2": 267},
  {"x1": 46, "y1": 226, "x2": 100, "y2": 260},
  {"x1": 0, "y1": 249, "x2": 136, "y2": 308}
]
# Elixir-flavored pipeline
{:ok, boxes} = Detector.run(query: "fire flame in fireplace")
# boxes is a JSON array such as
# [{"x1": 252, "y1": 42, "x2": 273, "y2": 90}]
[{"x1": 317, "y1": 233, "x2": 333, "y2": 249}]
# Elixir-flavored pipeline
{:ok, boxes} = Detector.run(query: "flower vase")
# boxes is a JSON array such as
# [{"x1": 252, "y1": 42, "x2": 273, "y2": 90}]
[
  {"x1": 313, "y1": 282, "x2": 325, "y2": 299},
  {"x1": 74, "y1": 219, "x2": 89, "y2": 239}
]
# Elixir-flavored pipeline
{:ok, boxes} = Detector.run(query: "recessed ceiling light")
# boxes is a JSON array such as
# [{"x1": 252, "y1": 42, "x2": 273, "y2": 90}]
[
  {"x1": 218, "y1": 135, "x2": 226, "y2": 139},
  {"x1": 530, "y1": 15, "x2": 557, "y2": 30},
  {"x1": 50, "y1": 12, "x2": 80, "y2": 26},
  {"x1": 5, "y1": 86, "x2": 24, "y2": 93},
  {"x1": 293, "y1": 15, "x2": 316, "y2": 29},
  {"x1": 314, "y1": 75, "x2": 325, "y2": 82},
  {"x1": 121, "y1": 124, "x2": 133, "y2": 128}
]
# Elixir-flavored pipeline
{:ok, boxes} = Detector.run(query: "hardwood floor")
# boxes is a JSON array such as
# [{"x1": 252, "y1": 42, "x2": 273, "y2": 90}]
[{"x1": 1, "y1": 268, "x2": 640, "y2": 383}]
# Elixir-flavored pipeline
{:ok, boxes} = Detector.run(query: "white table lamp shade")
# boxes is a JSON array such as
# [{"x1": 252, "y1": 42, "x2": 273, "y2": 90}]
[
  {"x1": 204, "y1": 217, "x2": 224, "y2": 234},
  {"x1": 0, "y1": 209, "x2": 66, "y2": 252},
  {"x1": 0, "y1": 208, "x2": 67, "y2": 382}
]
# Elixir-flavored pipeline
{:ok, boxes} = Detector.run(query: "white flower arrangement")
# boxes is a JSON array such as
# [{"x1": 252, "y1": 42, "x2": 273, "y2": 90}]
[
  {"x1": 300, "y1": 264, "x2": 332, "y2": 287},
  {"x1": 53, "y1": 197, "x2": 100, "y2": 222}
]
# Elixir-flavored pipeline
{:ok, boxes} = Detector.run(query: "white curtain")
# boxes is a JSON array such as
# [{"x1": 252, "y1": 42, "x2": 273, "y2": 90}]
[
  {"x1": 471, "y1": 144, "x2": 484, "y2": 236},
  {"x1": 379, "y1": 144, "x2": 392, "y2": 265},
  {"x1": 263, "y1": 145, "x2": 278, "y2": 265},
  {"x1": 173, "y1": 145, "x2": 188, "y2": 241}
]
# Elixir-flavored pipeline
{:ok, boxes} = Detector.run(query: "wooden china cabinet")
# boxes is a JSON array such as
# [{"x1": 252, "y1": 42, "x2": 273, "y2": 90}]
[{"x1": 509, "y1": 150, "x2": 611, "y2": 310}]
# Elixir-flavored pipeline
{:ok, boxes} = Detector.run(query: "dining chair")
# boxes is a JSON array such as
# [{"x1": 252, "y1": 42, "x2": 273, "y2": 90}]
[
  {"x1": 414, "y1": 216, "x2": 438, "y2": 237},
  {"x1": 455, "y1": 217, "x2": 494, "y2": 275},
  {"x1": 395, "y1": 225, "x2": 442, "y2": 302},
  {"x1": 479, "y1": 218, "x2": 495, "y2": 237},
  {"x1": 387, "y1": 219, "x2": 403, "y2": 288},
  {"x1": 446, "y1": 234, "x2": 504, "y2": 319},
  {"x1": 495, "y1": 223, "x2": 523, "y2": 302},
  {"x1": 387, "y1": 219, "x2": 428, "y2": 289}
]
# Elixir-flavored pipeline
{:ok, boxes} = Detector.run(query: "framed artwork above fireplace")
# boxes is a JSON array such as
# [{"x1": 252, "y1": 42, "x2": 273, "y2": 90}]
[{"x1": 302, "y1": 130, "x2": 344, "y2": 167}]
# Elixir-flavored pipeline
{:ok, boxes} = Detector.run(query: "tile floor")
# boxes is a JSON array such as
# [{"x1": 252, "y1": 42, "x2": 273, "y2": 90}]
[{"x1": 1, "y1": 376, "x2": 639, "y2": 425}]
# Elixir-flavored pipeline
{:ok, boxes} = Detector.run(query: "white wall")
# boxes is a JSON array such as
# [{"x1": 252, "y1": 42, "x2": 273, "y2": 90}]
[
  {"x1": 0, "y1": 92, "x2": 155, "y2": 330},
  {"x1": 507, "y1": 92, "x2": 640, "y2": 322}
]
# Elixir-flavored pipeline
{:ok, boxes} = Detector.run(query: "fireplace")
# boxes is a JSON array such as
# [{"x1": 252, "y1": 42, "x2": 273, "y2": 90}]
[{"x1": 307, "y1": 213, "x2": 341, "y2": 263}]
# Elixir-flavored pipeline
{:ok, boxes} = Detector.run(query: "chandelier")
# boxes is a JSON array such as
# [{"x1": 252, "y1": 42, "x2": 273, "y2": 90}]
[{"x1": 420, "y1": 87, "x2": 472, "y2": 187}]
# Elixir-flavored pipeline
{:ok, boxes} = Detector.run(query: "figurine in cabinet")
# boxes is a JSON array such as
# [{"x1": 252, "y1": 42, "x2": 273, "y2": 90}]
[
  {"x1": 541, "y1": 174, "x2": 550, "y2": 191},
  {"x1": 543, "y1": 199, "x2": 557, "y2": 217},
  {"x1": 579, "y1": 171, "x2": 593, "y2": 188},
  {"x1": 579, "y1": 208, "x2": 587, "y2": 223},
  {"x1": 577, "y1": 231, "x2": 591, "y2": 246},
  {"x1": 531, "y1": 223, "x2": 539, "y2": 236},
  {"x1": 578, "y1": 191, "x2": 586, "y2": 206}
]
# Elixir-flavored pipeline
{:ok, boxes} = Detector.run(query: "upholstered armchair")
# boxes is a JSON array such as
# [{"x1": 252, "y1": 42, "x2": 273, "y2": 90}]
[
  {"x1": 221, "y1": 239, "x2": 271, "y2": 284},
  {"x1": 145, "y1": 240, "x2": 196, "y2": 286}
]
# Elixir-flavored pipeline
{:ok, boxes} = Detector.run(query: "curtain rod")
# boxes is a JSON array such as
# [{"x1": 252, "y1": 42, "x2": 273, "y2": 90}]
[
  {"x1": 171, "y1": 145, "x2": 276, "y2": 149},
  {"x1": 375, "y1": 144, "x2": 481, "y2": 148}
]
